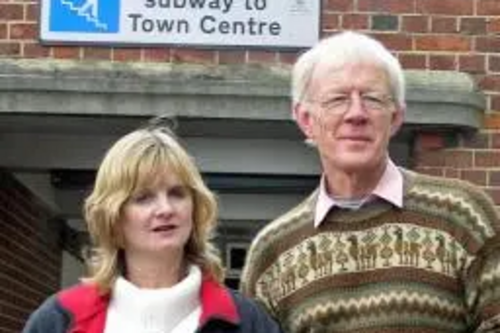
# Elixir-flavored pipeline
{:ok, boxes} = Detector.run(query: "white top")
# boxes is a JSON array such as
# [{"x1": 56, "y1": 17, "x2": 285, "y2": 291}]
[{"x1": 104, "y1": 265, "x2": 202, "y2": 333}]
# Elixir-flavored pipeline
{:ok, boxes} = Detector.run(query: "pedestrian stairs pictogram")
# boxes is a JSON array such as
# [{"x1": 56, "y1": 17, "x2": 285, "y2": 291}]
[{"x1": 60, "y1": 0, "x2": 107, "y2": 30}]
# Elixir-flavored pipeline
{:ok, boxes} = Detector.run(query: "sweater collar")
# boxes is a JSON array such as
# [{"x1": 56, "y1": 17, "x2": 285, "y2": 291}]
[{"x1": 108, "y1": 265, "x2": 202, "y2": 332}]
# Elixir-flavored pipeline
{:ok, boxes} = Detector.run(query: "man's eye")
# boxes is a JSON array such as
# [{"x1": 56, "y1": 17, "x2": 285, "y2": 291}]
[
  {"x1": 323, "y1": 95, "x2": 349, "y2": 108},
  {"x1": 363, "y1": 95, "x2": 386, "y2": 108}
]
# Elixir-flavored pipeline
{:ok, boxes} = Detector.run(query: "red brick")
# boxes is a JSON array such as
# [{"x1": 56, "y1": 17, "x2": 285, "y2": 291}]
[
  {"x1": 458, "y1": 55, "x2": 485, "y2": 74},
  {"x1": 486, "y1": 188, "x2": 500, "y2": 205},
  {"x1": 476, "y1": 37, "x2": 500, "y2": 53},
  {"x1": 461, "y1": 131, "x2": 490, "y2": 149},
  {"x1": 492, "y1": 95, "x2": 500, "y2": 112},
  {"x1": 112, "y1": 48, "x2": 142, "y2": 62},
  {"x1": 488, "y1": 18, "x2": 500, "y2": 34},
  {"x1": 489, "y1": 56, "x2": 500, "y2": 72},
  {"x1": 484, "y1": 114, "x2": 500, "y2": 130},
  {"x1": 401, "y1": 15, "x2": 429, "y2": 33},
  {"x1": 444, "y1": 168, "x2": 460, "y2": 179},
  {"x1": 82, "y1": 47, "x2": 111, "y2": 60},
  {"x1": 431, "y1": 17, "x2": 458, "y2": 33},
  {"x1": 278, "y1": 51, "x2": 299, "y2": 65},
  {"x1": 322, "y1": 13, "x2": 340, "y2": 31},
  {"x1": 414, "y1": 150, "x2": 445, "y2": 167},
  {"x1": 429, "y1": 54, "x2": 457, "y2": 70},
  {"x1": 53, "y1": 46, "x2": 80, "y2": 59},
  {"x1": 413, "y1": 166, "x2": 444, "y2": 177},
  {"x1": 247, "y1": 50, "x2": 277, "y2": 64},
  {"x1": 0, "y1": 23, "x2": 6, "y2": 39},
  {"x1": 444, "y1": 150, "x2": 473, "y2": 168},
  {"x1": 460, "y1": 17, "x2": 487, "y2": 35},
  {"x1": 462, "y1": 170, "x2": 487, "y2": 186},
  {"x1": 415, "y1": 132, "x2": 446, "y2": 151},
  {"x1": 143, "y1": 48, "x2": 170, "y2": 62},
  {"x1": 358, "y1": 0, "x2": 415, "y2": 13},
  {"x1": 9, "y1": 23, "x2": 37, "y2": 40},
  {"x1": 417, "y1": 0, "x2": 473, "y2": 15},
  {"x1": 342, "y1": 14, "x2": 369, "y2": 29},
  {"x1": 171, "y1": 48, "x2": 216, "y2": 64},
  {"x1": 475, "y1": 151, "x2": 500, "y2": 167},
  {"x1": 415, "y1": 35, "x2": 470, "y2": 52},
  {"x1": 0, "y1": 42, "x2": 20, "y2": 56},
  {"x1": 489, "y1": 171, "x2": 500, "y2": 186},
  {"x1": 492, "y1": 132, "x2": 500, "y2": 147},
  {"x1": 478, "y1": 75, "x2": 500, "y2": 91},
  {"x1": 371, "y1": 33, "x2": 413, "y2": 51},
  {"x1": 24, "y1": 3, "x2": 38, "y2": 21},
  {"x1": 477, "y1": 0, "x2": 500, "y2": 15},
  {"x1": 0, "y1": 4, "x2": 23, "y2": 20},
  {"x1": 398, "y1": 53, "x2": 427, "y2": 69},
  {"x1": 22, "y1": 42, "x2": 50, "y2": 58},
  {"x1": 325, "y1": 0, "x2": 354, "y2": 11},
  {"x1": 218, "y1": 50, "x2": 246, "y2": 64}
]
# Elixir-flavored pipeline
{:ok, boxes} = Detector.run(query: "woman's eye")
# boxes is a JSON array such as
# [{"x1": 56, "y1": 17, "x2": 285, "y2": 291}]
[
  {"x1": 131, "y1": 191, "x2": 154, "y2": 203},
  {"x1": 169, "y1": 186, "x2": 189, "y2": 199}
]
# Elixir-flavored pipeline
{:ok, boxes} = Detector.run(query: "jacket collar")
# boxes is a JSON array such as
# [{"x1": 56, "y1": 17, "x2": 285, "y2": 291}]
[
  {"x1": 199, "y1": 276, "x2": 240, "y2": 326},
  {"x1": 58, "y1": 274, "x2": 240, "y2": 332}
]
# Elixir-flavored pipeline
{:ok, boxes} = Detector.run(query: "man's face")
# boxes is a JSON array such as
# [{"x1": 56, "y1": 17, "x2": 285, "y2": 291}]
[{"x1": 295, "y1": 62, "x2": 404, "y2": 174}]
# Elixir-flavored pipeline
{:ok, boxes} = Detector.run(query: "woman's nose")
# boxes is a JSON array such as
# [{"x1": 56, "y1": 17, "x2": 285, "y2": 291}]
[{"x1": 155, "y1": 194, "x2": 173, "y2": 215}]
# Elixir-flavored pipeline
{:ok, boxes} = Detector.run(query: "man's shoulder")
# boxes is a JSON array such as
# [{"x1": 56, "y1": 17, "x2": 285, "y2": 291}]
[
  {"x1": 254, "y1": 189, "x2": 318, "y2": 244},
  {"x1": 403, "y1": 168, "x2": 491, "y2": 198},
  {"x1": 402, "y1": 168, "x2": 498, "y2": 219}
]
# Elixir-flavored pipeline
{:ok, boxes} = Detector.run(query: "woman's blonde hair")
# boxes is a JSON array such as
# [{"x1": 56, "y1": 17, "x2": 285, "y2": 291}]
[{"x1": 82, "y1": 123, "x2": 224, "y2": 292}]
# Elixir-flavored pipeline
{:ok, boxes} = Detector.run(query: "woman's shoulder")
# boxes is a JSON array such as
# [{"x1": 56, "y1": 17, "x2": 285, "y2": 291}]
[
  {"x1": 226, "y1": 288, "x2": 283, "y2": 332},
  {"x1": 22, "y1": 283, "x2": 109, "y2": 333},
  {"x1": 22, "y1": 293, "x2": 70, "y2": 333}
]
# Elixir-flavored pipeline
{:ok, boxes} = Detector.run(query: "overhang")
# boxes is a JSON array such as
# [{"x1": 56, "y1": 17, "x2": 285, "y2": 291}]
[{"x1": 0, "y1": 59, "x2": 485, "y2": 135}]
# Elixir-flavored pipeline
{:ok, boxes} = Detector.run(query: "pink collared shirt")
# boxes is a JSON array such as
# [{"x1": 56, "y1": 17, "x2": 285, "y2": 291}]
[{"x1": 314, "y1": 159, "x2": 403, "y2": 228}]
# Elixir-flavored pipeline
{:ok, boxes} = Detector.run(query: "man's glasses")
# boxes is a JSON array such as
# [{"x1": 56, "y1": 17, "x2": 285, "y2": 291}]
[{"x1": 312, "y1": 92, "x2": 394, "y2": 115}]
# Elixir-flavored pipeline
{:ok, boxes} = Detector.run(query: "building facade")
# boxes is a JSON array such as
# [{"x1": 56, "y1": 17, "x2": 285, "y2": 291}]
[{"x1": 1, "y1": 0, "x2": 500, "y2": 332}]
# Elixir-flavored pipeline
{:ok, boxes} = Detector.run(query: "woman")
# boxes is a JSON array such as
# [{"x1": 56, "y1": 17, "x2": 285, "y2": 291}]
[{"x1": 23, "y1": 124, "x2": 282, "y2": 333}]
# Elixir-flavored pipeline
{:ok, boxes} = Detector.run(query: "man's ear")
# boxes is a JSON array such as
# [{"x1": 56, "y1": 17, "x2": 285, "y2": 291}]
[
  {"x1": 293, "y1": 103, "x2": 315, "y2": 140},
  {"x1": 390, "y1": 105, "x2": 405, "y2": 137}
]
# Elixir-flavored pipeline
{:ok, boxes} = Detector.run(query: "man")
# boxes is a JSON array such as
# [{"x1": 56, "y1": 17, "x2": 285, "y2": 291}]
[{"x1": 241, "y1": 31, "x2": 500, "y2": 332}]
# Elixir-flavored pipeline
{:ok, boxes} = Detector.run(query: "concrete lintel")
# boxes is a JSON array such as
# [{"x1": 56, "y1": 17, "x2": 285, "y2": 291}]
[{"x1": 0, "y1": 59, "x2": 485, "y2": 130}]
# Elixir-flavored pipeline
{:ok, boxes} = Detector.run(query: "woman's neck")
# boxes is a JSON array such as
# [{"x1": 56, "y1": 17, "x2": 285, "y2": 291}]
[{"x1": 124, "y1": 252, "x2": 186, "y2": 289}]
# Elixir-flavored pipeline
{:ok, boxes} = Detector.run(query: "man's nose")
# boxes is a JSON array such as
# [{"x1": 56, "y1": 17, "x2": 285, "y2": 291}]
[{"x1": 344, "y1": 92, "x2": 368, "y2": 119}]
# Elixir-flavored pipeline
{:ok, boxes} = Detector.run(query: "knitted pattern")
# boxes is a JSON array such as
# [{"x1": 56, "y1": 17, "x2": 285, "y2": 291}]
[{"x1": 241, "y1": 169, "x2": 500, "y2": 333}]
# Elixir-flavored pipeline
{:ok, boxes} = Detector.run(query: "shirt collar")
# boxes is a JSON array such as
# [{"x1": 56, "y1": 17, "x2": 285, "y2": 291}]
[{"x1": 314, "y1": 159, "x2": 403, "y2": 228}]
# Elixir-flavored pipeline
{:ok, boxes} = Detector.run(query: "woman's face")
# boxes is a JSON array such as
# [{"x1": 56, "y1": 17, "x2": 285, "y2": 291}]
[{"x1": 119, "y1": 167, "x2": 194, "y2": 260}]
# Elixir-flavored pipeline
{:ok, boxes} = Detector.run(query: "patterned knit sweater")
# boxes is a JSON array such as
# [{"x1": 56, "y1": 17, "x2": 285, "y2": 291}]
[{"x1": 241, "y1": 169, "x2": 500, "y2": 333}]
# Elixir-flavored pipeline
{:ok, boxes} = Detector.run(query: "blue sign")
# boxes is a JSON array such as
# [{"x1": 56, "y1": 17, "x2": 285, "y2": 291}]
[{"x1": 49, "y1": 0, "x2": 120, "y2": 33}]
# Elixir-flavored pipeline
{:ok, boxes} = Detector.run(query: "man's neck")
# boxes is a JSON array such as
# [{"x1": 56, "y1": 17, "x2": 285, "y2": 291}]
[{"x1": 324, "y1": 161, "x2": 387, "y2": 199}]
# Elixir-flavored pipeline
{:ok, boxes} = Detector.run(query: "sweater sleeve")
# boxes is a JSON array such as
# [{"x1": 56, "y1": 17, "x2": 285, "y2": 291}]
[
  {"x1": 22, "y1": 295, "x2": 71, "y2": 333},
  {"x1": 465, "y1": 234, "x2": 500, "y2": 332},
  {"x1": 462, "y1": 187, "x2": 500, "y2": 332}
]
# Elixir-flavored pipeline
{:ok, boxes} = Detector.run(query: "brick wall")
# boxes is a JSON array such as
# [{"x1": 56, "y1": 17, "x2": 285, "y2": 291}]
[{"x1": 0, "y1": 170, "x2": 61, "y2": 333}]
